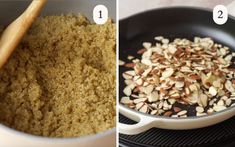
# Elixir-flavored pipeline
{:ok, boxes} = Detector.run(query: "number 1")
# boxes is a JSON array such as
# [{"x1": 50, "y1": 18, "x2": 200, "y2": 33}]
[{"x1": 99, "y1": 10, "x2": 102, "y2": 18}]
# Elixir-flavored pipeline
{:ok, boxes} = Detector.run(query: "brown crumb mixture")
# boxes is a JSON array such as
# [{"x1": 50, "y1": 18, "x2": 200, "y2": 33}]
[{"x1": 0, "y1": 14, "x2": 116, "y2": 138}]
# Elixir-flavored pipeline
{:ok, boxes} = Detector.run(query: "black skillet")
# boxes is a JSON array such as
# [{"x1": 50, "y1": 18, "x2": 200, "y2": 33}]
[{"x1": 119, "y1": 7, "x2": 235, "y2": 135}]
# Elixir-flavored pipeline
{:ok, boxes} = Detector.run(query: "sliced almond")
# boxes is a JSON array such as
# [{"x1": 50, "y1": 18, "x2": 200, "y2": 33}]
[
  {"x1": 135, "y1": 78, "x2": 143, "y2": 85},
  {"x1": 177, "y1": 110, "x2": 187, "y2": 116},
  {"x1": 213, "y1": 105, "x2": 226, "y2": 112},
  {"x1": 125, "y1": 70, "x2": 136, "y2": 76},
  {"x1": 164, "y1": 111, "x2": 173, "y2": 116},
  {"x1": 217, "y1": 100, "x2": 225, "y2": 106},
  {"x1": 119, "y1": 60, "x2": 125, "y2": 66},
  {"x1": 147, "y1": 91, "x2": 159, "y2": 102},
  {"x1": 225, "y1": 80, "x2": 235, "y2": 93},
  {"x1": 139, "y1": 104, "x2": 149, "y2": 113},
  {"x1": 139, "y1": 85, "x2": 154, "y2": 95},
  {"x1": 200, "y1": 93, "x2": 208, "y2": 107},
  {"x1": 123, "y1": 86, "x2": 132, "y2": 96},
  {"x1": 133, "y1": 98, "x2": 147, "y2": 104},
  {"x1": 196, "y1": 106, "x2": 204, "y2": 113},
  {"x1": 122, "y1": 73, "x2": 133, "y2": 80},
  {"x1": 175, "y1": 81, "x2": 185, "y2": 88},
  {"x1": 173, "y1": 107, "x2": 182, "y2": 113},
  {"x1": 125, "y1": 63, "x2": 135, "y2": 68},
  {"x1": 162, "y1": 68, "x2": 174, "y2": 78},
  {"x1": 127, "y1": 55, "x2": 134, "y2": 60},
  {"x1": 135, "y1": 102, "x2": 145, "y2": 110},
  {"x1": 121, "y1": 97, "x2": 133, "y2": 104},
  {"x1": 143, "y1": 42, "x2": 152, "y2": 49},
  {"x1": 209, "y1": 86, "x2": 217, "y2": 96}
]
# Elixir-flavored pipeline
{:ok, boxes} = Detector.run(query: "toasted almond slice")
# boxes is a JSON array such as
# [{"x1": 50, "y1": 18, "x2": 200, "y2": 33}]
[
  {"x1": 185, "y1": 87, "x2": 190, "y2": 96},
  {"x1": 143, "y1": 42, "x2": 152, "y2": 49},
  {"x1": 133, "y1": 75, "x2": 140, "y2": 81},
  {"x1": 207, "y1": 108, "x2": 214, "y2": 114},
  {"x1": 139, "y1": 104, "x2": 149, "y2": 113},
  {"x1": 139, "y1": 85, "x2": 154, "y2": 95},
  {"x1": 168, "y1": 99, "x2": 176, "y2": 105},
  {"x1": 124, "y1": 79, "x2": 133, "y2": 85},
  {"x1": 180, "y1": 66, "x2": 192, "y2": 73},
  {"x1": 151, "y1": 110, "x2": 158, "y2": 115},
  {"x1": 133, "y1": 98, "x2": 147, "y2": 104},
  {"x1": 175, "y1": 81, "x2": 185, "y2": 88},
  {"x1": 170, "y1": 92, "x2": 180, "y2": 99},
  {"x1": 189, "y1": 84, "x2": 198, "y2": 92},
  {"x1": 163, "y1": 101, "x2": 169, "y2": 108},
  {"x1": 121, "y1": 97, "x2": 133, "y2": 104},
  {"x1": 220, "y1": 48, "x2": 227, "y2": 55},
  {"x1": 123, "y1": 86, "x2": 132, "y2": 96},
  {"x1": 162, "y1": 38, "x2": 169, "y2": 44},
  {"x1": 147, "y1": 91, "x2": 159, "y2": 102},
  {"x1": 196, "y1": 112, "x2": 207, "y2": 116},
  {"x1": 173, "y1": 107, "x2": 182, "y2": 113},
  {"x1": 200, "y1": 93, "x2": 208, "y2": 107},
  {"x1": 168, "y1": 45, "x2": 177, "y2": 54},
  {"x1": 196, "y1": 106, "x2": 204, "y2": 113},
  {"x1": 225, "y1": 54, "x2": 232, "y2": 62},
  {"x1": 122, "y1": 73, "x2": 133, "y2": 80},
  {"x1": 189, "y1": 74, "x2": 201, "y2": 80},
  {"x1": 127, "y1": 55, "x2": 135, "y2": 60},
  {"x1": 162, "y1": 68, "x2": 174, "y2": 78},
  {"x1": 141, "y1": 59, "x2": 152, "y2": 65},
  {"x1": 195, "y1": 66, "x2": 206, "y2": 71},
  {"x1": 221, "y1": 96, "x2": 228, "y2": 100},
  {"x1": 225, "y1": 80, "x2": 235, "y2": 93},
  {"x1": 131, "y1": 94, "x2": 139, "y2": 98},
  {"x1": 217, "y1": 100, "x2": 225, "y2": 106},
  {"x1": 164, "y1": 111, "x2": 173, "y2": 116},
  {"x1": 225, "y1": 99, "x2": 232, "y2": 106},
  {"x1": 135, "y1": 102, "x2": 145, "y2": 110},
  {"x1": 135, "y1": 78, "x2": 143, "y2": 85},
  {"x1": 177, "y1": 110, "x2": 187, "y2": 116},
  {"x1": 142, "y1": 49, "x2": 152, "y2": 60},
  {"x1": 209, "y1": 86, "x2": 217, "y2": 96},
  {"x1": 154, "y1": 36, "x2": 164, "y2": 41},
  {"x1": 213, "y1": 105, "x2": 226, "y2": 112},
  {"x1": 125, "y1": 63, "x2": 135, "y2": 68},
  {"x1": 142, "y1": 67, "x2": 152, "y2": 77},
  {"x1": 151, "y1": 47, "x2": 163, "y2": 54},
  {"x1": 125, "y1": 70, "x2": 136, "y2": 76},
  {"x1": 119, "y1": 60, "x2": 125, "y2": 66}
]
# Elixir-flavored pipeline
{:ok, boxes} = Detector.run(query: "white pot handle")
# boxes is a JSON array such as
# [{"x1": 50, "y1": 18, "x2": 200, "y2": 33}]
[
  {"x1": 119, "y1": 105, "x2": 156, "y2": 135},
  {"x1": 227, "y1": 0, "x2": 235, "y2": 16}
]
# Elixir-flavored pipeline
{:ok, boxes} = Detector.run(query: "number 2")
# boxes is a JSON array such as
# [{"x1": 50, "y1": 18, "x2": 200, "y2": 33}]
[{"x1": 218, "y1": 10, "x2": 223, "y2": 18}]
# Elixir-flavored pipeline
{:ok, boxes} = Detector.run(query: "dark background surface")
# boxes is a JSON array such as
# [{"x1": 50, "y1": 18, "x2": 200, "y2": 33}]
[{"x1": 119, "y1": 114, "x2": 235, "y2": 147}]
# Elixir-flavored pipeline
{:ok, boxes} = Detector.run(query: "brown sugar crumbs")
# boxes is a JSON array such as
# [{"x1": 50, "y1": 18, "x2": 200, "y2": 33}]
[{"x1": 0, "y1": 14, "x2": 116, "y2": 137}]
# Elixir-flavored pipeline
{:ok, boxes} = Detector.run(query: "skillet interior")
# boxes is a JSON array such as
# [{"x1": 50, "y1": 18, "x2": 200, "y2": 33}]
[{"x1": 119, "y1": 7, "x2": 235, "y2": 117}]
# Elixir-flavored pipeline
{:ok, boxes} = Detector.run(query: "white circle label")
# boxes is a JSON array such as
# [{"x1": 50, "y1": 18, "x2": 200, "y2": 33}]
[
  {"x1": 93, "y1": 5, "x2": 108, "y2": 25},
  {"x1": 213, "y1": 5, "x2": 228, "y2": 25}
]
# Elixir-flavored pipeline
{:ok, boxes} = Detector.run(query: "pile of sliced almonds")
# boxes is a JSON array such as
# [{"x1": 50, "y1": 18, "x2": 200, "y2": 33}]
[{"x1": 120, "y1": 36, "x2": 235, "y2": 117}]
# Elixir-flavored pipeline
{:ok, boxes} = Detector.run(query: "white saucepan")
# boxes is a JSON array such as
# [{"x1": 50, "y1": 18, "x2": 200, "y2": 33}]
[{"x1": 0, "y1": 0, "x2": 116, "y2": 147}]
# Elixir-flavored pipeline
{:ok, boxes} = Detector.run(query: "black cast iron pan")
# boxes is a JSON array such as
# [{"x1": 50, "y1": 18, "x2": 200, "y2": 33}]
[{"x1": 119, "y1": 7, "x2": 235, "y2": 135}]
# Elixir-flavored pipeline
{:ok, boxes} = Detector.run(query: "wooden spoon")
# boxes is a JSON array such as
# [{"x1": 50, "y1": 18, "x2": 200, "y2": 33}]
[{"x1": 0, "y1": 0, "x2": 47, "y2": 69}]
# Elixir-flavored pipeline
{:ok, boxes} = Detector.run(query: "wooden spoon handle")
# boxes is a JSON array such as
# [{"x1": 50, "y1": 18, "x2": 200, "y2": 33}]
[{"x1": 0, "y1": 0, "x2": 47, "y2": 69}]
